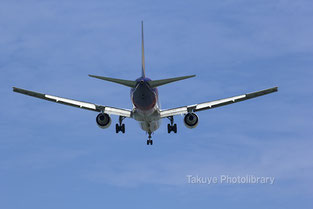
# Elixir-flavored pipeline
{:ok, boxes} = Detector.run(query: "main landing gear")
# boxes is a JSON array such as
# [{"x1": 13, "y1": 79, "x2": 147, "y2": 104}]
[
  {"x1": 167, "y1": 116, "x2": 177, "y2": 133},
  {"x1": 147, "y1": 132, "x2": 153, "y2": 145},
  {"x1": 116, "y1": 116, "x2": 125, "y2": 133}
]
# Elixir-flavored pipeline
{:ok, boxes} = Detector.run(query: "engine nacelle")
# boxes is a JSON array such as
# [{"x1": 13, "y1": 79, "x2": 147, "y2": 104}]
[
  {"x1": 96, "y1": 113, "x2": 111, "y2": 129},
  {"x1": 184, "y1": 113, "x2": 199, "y2": 129}
]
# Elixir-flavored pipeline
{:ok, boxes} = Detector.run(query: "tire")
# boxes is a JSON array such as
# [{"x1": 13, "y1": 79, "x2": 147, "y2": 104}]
[
  {"x1": 173, "y1": 124, "x2": 177, "y2": 133},
  {"x1": 116, "y1": 124, "x2": 119, "y2": 133},
  {"x1": 167, "y1": 124, "x2": 171, "y2": 133},
  {"x1": 121, "y1": 124, "x2": 125, "y2": 133}
]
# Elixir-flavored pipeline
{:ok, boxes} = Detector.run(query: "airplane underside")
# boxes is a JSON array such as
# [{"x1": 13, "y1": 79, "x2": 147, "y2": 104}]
[
  {"x1": 115, "y1": 107, "x2": 178, "y2": 145},
  {"x1": 133, "y1": 108, "x2": 161, "y2": 145}
]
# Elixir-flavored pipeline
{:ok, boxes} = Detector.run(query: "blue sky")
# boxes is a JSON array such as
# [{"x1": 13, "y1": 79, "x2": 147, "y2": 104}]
[{"x1": 1, "y1": 0, "x2": 313, "y2": 208}]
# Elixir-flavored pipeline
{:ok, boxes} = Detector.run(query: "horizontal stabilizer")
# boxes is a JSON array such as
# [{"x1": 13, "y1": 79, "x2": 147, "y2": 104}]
[
  {"x1": 89, "y1": 75, "x2": 137, "y2": 88},
  {"x1": 148, "y1": 75, "x2": 195, "y2": 88}
]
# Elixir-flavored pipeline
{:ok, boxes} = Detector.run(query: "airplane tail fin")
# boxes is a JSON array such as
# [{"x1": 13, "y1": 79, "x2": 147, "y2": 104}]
[
  {"x1": 148, "y1": 75, "x2": 196, "y2": 88},
  {"x1": 141, "y1": 21, "x2": 145, "y2": 78},
  {"x1": 88, "y1": 74, "x2": 137, "y2": 88},
  {"x1": 89, "y1": 23, "x2": 195, "y2": 89}
]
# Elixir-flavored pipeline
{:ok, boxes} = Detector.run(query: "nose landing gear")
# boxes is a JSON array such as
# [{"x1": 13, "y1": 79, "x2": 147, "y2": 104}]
[{"x1": 147, "y1": 132, "x2": 153, "y2": 145}]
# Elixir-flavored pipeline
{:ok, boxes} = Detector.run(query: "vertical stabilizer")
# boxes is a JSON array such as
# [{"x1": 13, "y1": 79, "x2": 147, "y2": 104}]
[{"x1": 141, "y1": 21, "x2": 146, "y2": 78}]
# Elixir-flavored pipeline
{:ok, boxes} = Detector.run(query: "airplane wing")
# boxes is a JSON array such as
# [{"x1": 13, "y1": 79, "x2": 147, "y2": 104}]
[
  {"x1": 160, "y1": 87, "x2": 278, "y2": 118},
  {"x1": 13, "y1": 87, "x2": 132, "y2": 118}
]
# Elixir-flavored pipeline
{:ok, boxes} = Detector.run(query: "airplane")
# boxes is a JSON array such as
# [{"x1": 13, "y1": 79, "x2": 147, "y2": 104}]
[{"x1": 13, "y1": 22, "x2": 278, "y2": 145}]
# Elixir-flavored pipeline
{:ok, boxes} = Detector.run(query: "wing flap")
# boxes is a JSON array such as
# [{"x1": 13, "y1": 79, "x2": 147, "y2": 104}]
[
  {"x1": 159, "y1": 107, "x2": 188, "y2": 118},
  {"x1": 192, "y1": 95, "x2": 246, "y2": 111},
  {"x1": 101, "y1": 106, "x2": 131, "y2": 117}
]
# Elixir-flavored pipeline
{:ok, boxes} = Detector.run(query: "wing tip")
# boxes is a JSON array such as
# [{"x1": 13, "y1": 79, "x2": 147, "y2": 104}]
[{"x1": 269, "y1": 86, "x2": 278, "y2": 93}]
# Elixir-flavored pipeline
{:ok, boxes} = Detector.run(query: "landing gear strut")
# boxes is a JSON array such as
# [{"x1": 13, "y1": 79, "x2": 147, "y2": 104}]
[
  {"x1": 146, "y1": 132, "x2": 153, "y2": 145},
  {"x1": 167, "y1": 116, "x2": 177, "y2": 133},
  {"x1": 116, "y1": 116, "x2": 125, "y2": 133}
]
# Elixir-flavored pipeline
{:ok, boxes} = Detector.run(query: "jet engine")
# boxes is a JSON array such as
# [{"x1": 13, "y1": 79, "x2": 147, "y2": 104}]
[
  {"x1": 184, "y1": 113, "x2": 199, "y2": 129},
  {"x1": 96, "y1": 113, "x2": 111, "y2": 129}
]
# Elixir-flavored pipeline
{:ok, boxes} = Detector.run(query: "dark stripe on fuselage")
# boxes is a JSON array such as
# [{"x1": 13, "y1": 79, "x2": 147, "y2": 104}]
[{"x1": 131, "y1": 77, "x2": 157, "y2": 111}]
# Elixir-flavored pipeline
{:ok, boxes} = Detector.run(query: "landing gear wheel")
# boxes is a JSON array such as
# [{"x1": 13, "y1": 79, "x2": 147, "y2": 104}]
[
  {"x1": 121, "y1": 124, "x2": 125, "y2": 133},
  {"x1": 146, "y1": 139, "x2": 153, "y2": 145},
  {"x1": 167, "y1": 116, "x2": 177, "y2": 134},
  {"x1": 115, "y1": 124, "x2": 120, "y2": 133},
  {"x1": 116, "y1": 116, "x2": 126, "y2": 134},
  {"x1": 167, "y1": 124, "x2": 171, "y2": 133},
  {"x1": 168, "y1": 124, "x2": 177, "y2": 133},
  {"x1": 173, "y1": 123, "x2": 177, "y2": 133},
  {"x1": 146, "y1": 132, "x2": 153, "y2": 145}
]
